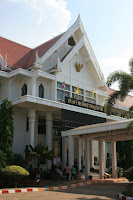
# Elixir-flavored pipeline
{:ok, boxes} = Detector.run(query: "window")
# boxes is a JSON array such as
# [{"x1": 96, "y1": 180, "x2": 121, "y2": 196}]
[
  {"x1": 26, "y1": 117, "x2": 29, "y2": 131},
  {"x1": 57, "y1": 82, "x2": 70, "y2": 102},
  {"x1": 39, "y1": 83, "x2": 44, "y2": 98},
  {"x1": 72, "y1": 86, "x2": 84, "y2": 101},
  {"x1": 85, "y1": 90, "x2": 96, "y2": 104},
  {"x1": 38, "y1": 117, "x2": 46, "y2": 134},
  {"x1": 21, "y1": 83, "x2": 27, "y2": 96}
]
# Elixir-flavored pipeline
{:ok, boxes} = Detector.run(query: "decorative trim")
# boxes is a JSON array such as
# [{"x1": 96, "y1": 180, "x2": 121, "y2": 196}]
[{"x1": 0, "y1": 179, "x2": 128, "y2": 195}]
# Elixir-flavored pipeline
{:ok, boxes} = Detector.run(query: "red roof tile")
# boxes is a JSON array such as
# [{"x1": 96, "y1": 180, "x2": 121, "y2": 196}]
[
  {"x1": 0, "y1": 37, "x2": 31, "y2": 68},
  {"x1": 108, "y1": 88, "x2": 133, "y2": 109},
  {"x1": 0, "y1": 33, "x2": 64, "y2": 69}
]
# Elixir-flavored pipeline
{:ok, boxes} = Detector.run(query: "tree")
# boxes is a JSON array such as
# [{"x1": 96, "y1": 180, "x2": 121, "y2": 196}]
[
  {"x1": 106, "y1": 58, "x2": 133, "y2": 169},
  {"x1": 0, "y1": 150, "x2": 7, "y2": 169},
  {"x1": 106, "y1": 58, "x2": 133, "y2": 116},
  {"x1": 0, "y1": 98, "x2": 14, "y2": 156},
  {"x1": 25, "y1": 144, "x2": 53, "y2": 167}
]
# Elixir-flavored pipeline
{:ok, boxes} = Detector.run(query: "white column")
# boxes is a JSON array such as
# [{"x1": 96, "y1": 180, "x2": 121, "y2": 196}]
[
  {"x1": 68, "y1": 135, "x2": 74, "y2": 179},
  {"x1": 78, "y1": 138, "x2": 82, "y2": 171},
  {"x1": 28, "y1": 109, "x2": 36, "y2": 147},
  {"x1": 112, "y1": 141, "x2": 117, "y2": 178},
  {"x1": 31, "y1": 76, "x2": 37, "y2": 97},
  {"x1": 85, "y1": 138, "x2": 91, "y2": 180},
  {"x1": 46, "y1": 112, "x2": 53, "y2": 169},
  {"x1": 99, "y1": 139, "x2": 104, "y2": 179},
  {"x1": 62, "y1": 136, "x2": 68, "y2": 171},
  {"x1": 90, "y1": 140, "x2": 93, "y2": 168}
]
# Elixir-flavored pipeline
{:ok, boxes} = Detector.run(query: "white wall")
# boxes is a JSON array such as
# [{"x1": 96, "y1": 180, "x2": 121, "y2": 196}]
[{"x1": 12, "y1": 107, "x2": 27, "y2": 156}]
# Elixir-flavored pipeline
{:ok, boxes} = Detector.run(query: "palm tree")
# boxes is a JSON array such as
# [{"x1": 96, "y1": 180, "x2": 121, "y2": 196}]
[
  {"x1": 25, "y1": 144, "x2": 53, "y2": 168},
  {"x1": 106, "y1": 58, "x2": 133, "y2": 131}
]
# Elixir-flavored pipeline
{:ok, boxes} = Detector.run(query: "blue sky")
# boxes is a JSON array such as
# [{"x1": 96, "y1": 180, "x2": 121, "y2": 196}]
[{"x1": 1, "y1": 0, "x2": 133, "y2": 89}]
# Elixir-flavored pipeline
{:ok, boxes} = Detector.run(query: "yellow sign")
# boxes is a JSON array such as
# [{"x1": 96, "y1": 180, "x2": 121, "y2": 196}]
[{"x1": 75, "y1": 62, "x2": 83, "y2": 72}]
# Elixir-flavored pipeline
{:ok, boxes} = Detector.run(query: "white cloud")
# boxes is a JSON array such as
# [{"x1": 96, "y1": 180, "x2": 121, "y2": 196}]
[
  {"x1": 7, "y1": 0, "x2": 71, "y2": 47},
  {"x1": 8, "y1": 0, "x2": 71, "y2": 27},
  {"x1": 100, "y1": 49, "x2": 133, "y2": 78},
  {"x1": 99, "y1": 49, "x2": 133, "y2": 90}
]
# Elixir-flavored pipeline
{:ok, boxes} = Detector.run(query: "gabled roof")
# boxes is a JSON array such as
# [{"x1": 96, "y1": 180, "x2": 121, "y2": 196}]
[
  {"x1": 0, "y1": 33, "x2": 63, "y2": 69},
  {"x1": 108, "y1": 88, "x2": 133, "y2": 109}
]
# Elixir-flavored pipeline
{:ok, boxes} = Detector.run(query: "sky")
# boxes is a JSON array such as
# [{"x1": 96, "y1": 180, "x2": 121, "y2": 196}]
[{"x1": 1, "y1": 0, "x2": 133, "y2": 90}]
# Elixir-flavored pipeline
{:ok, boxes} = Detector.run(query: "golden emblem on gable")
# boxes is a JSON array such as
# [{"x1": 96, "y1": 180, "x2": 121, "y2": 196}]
[{"x1": 75, "y1": 62, "x2": 83, "y2": 72}]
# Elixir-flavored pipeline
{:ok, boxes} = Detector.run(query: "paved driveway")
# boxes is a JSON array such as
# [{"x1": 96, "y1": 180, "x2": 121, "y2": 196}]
[{"x1": 0, "y1": 183, "x2": 126, "y2": 200}]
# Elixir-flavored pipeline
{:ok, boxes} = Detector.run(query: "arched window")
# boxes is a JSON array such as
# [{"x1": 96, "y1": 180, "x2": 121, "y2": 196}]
[
  {"x1": 21, "y1": 83, "x2": 27, "y2": 96},
  {"x1": 39, "y1": 83, "x2": 44, "y2": 98}
]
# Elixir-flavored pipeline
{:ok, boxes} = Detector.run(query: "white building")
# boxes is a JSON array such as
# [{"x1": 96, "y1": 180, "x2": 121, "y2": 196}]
[{"x1": 0, "y1": 16, "x2": 133, "y2": 171}]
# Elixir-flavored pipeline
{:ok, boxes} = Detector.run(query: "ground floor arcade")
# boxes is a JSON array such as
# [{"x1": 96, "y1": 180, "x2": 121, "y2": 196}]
[{"x1": 62, "y1": 119, "x2": 133, "y2": 179}]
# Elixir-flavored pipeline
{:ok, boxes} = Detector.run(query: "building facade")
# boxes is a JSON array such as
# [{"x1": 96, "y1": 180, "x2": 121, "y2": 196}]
[{"x1": 0, "y1": 16, "x2": 133, "y2": 170}]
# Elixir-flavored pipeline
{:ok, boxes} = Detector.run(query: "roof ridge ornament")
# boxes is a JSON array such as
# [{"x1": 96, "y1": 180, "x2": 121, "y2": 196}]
[
  {"x1": 57, "y1": 54, "x2": 63, "y2": 71},
  {"x1": 32, "y1": 50, "x2": 42, "y2": 71},
  {"x1": 77, "y1": 14, "x2": 82, "y2": 27},
  {"x1": 0, "y1": 53, "x2": 10, "y2": 71}
]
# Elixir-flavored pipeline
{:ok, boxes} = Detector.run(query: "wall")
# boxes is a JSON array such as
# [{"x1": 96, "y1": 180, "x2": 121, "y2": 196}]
[{"x1": 12, "y1": 107, "x2": 27, "y2": 156}]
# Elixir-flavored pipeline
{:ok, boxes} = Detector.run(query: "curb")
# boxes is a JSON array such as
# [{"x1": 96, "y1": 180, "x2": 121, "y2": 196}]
[
  {"x1": 0, "y1": 179, "x2": 128, "y2": 195},
  {"x1": 118, "y1": 193, "x2": 133, "y2": 200}
]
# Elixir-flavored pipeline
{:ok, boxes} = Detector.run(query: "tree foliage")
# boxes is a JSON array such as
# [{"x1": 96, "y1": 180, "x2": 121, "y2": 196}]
[
  {"x1": 106, "y1": 58, "x2": 133, "y2": 170},
  {"x1": 0, "y1": 98, "x2": 14, "y2": 156},
  {"x1": 106, "y1": 58, "x2": 133, "y2": 116},
  {"x1": 0, "y1": 150, "x2": 7, "y2": 169},
  {"x1": 25, "y1": 144, "x2": 53, "y2": 167},
  {"x1": 117, "y1": 140, "x2": 133, "y2": 170}
]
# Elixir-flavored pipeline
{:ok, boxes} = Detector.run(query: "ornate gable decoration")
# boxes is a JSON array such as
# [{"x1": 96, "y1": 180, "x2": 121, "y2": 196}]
[{"x1": 75, "y1": 62, "x2": 83, "y2": 72}]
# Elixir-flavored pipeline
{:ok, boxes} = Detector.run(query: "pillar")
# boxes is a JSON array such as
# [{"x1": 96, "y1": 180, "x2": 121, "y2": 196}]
[
  {"x1": 68, "y1": 135, "x2": 74, "y2": 180},
  {"x1": 62, "y1": 136, "x2": 68, "y2": 171},
  {"x1": 78, "y1": 138, "x2": 82, "y2": 171},
  {"x1": 112, "y1": 141, "x2": 117, "y2": 178},
  {"x1": 46, "y1": 112, "x2": 53, "y2": 169},
  {"x1": 99, "y1": 139, "x2": 104, "y2": 179},
  {"x1": 85, "y1": 138, "x2": 91, "y2": 180},
  {"x1": 31, "y1": 76, "x2": 37, "y2": 96},
  {"x1": 28, "y1": 109, "x2": 36, "y2": 147}
]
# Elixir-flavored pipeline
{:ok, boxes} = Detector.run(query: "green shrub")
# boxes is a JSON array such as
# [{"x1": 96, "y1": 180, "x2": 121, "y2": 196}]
[
  {"x1": 126, "y1": 167, "x2": 133, "y2": 182},
  {"x1": 117, "y1": 167, "x2": 123, "y2": 178},
  {"x1": 1, "y1": 165, "x2": 29, "y2": 187}
]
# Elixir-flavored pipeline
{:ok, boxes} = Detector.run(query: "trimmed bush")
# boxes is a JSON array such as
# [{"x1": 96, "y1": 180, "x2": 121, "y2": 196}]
[
  {"x1": 126, "y1": 167, "x2": 133, "y2": 182},
  {"x1": 1, "y1": 165, "x2": 29, "y2": 187}
]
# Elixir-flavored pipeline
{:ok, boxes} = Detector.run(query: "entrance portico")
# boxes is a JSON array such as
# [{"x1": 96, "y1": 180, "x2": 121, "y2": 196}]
[{"x1": 62, "y1": 119, "x2": 133, "y2": 180}]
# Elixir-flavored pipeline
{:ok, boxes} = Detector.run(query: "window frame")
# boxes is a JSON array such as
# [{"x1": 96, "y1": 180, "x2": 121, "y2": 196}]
[
  {"x1": 39, "y1": 83, "x2": 44, "y2": 98},
  {"x1": 72, "y1": 86, "x2": 84, "y2": 101},
  {"x1": 85, "y1": 90, "x2": 96, "y2": 104},
  {"x1": 21, "y1": 83, "x2": 27, "y2": 96},
  {"x1": 57, "y1": 82, "x2": 70, "y2": 102}
]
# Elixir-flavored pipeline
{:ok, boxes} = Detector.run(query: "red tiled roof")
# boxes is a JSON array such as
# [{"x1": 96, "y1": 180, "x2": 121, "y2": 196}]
[
  {"x1": 0, "y1": 33, "x2": 64, "y2": 69},
  {"x1": 108, "y1": 88, "x2": 133, "y2": 109},
  {"x1": 0, "y1": 37, "x2": 31, "y2": 68}
]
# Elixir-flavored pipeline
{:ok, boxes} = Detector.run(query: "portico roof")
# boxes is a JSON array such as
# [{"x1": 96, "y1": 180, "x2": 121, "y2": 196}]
[{"x1": 61, "y1": 119, "x2": 133, "y2": 142}]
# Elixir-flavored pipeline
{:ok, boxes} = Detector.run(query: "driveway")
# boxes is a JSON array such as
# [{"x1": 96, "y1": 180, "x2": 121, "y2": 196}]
[{"x1": 0, "y1": 183, "x2": 126, "y2": 200}]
